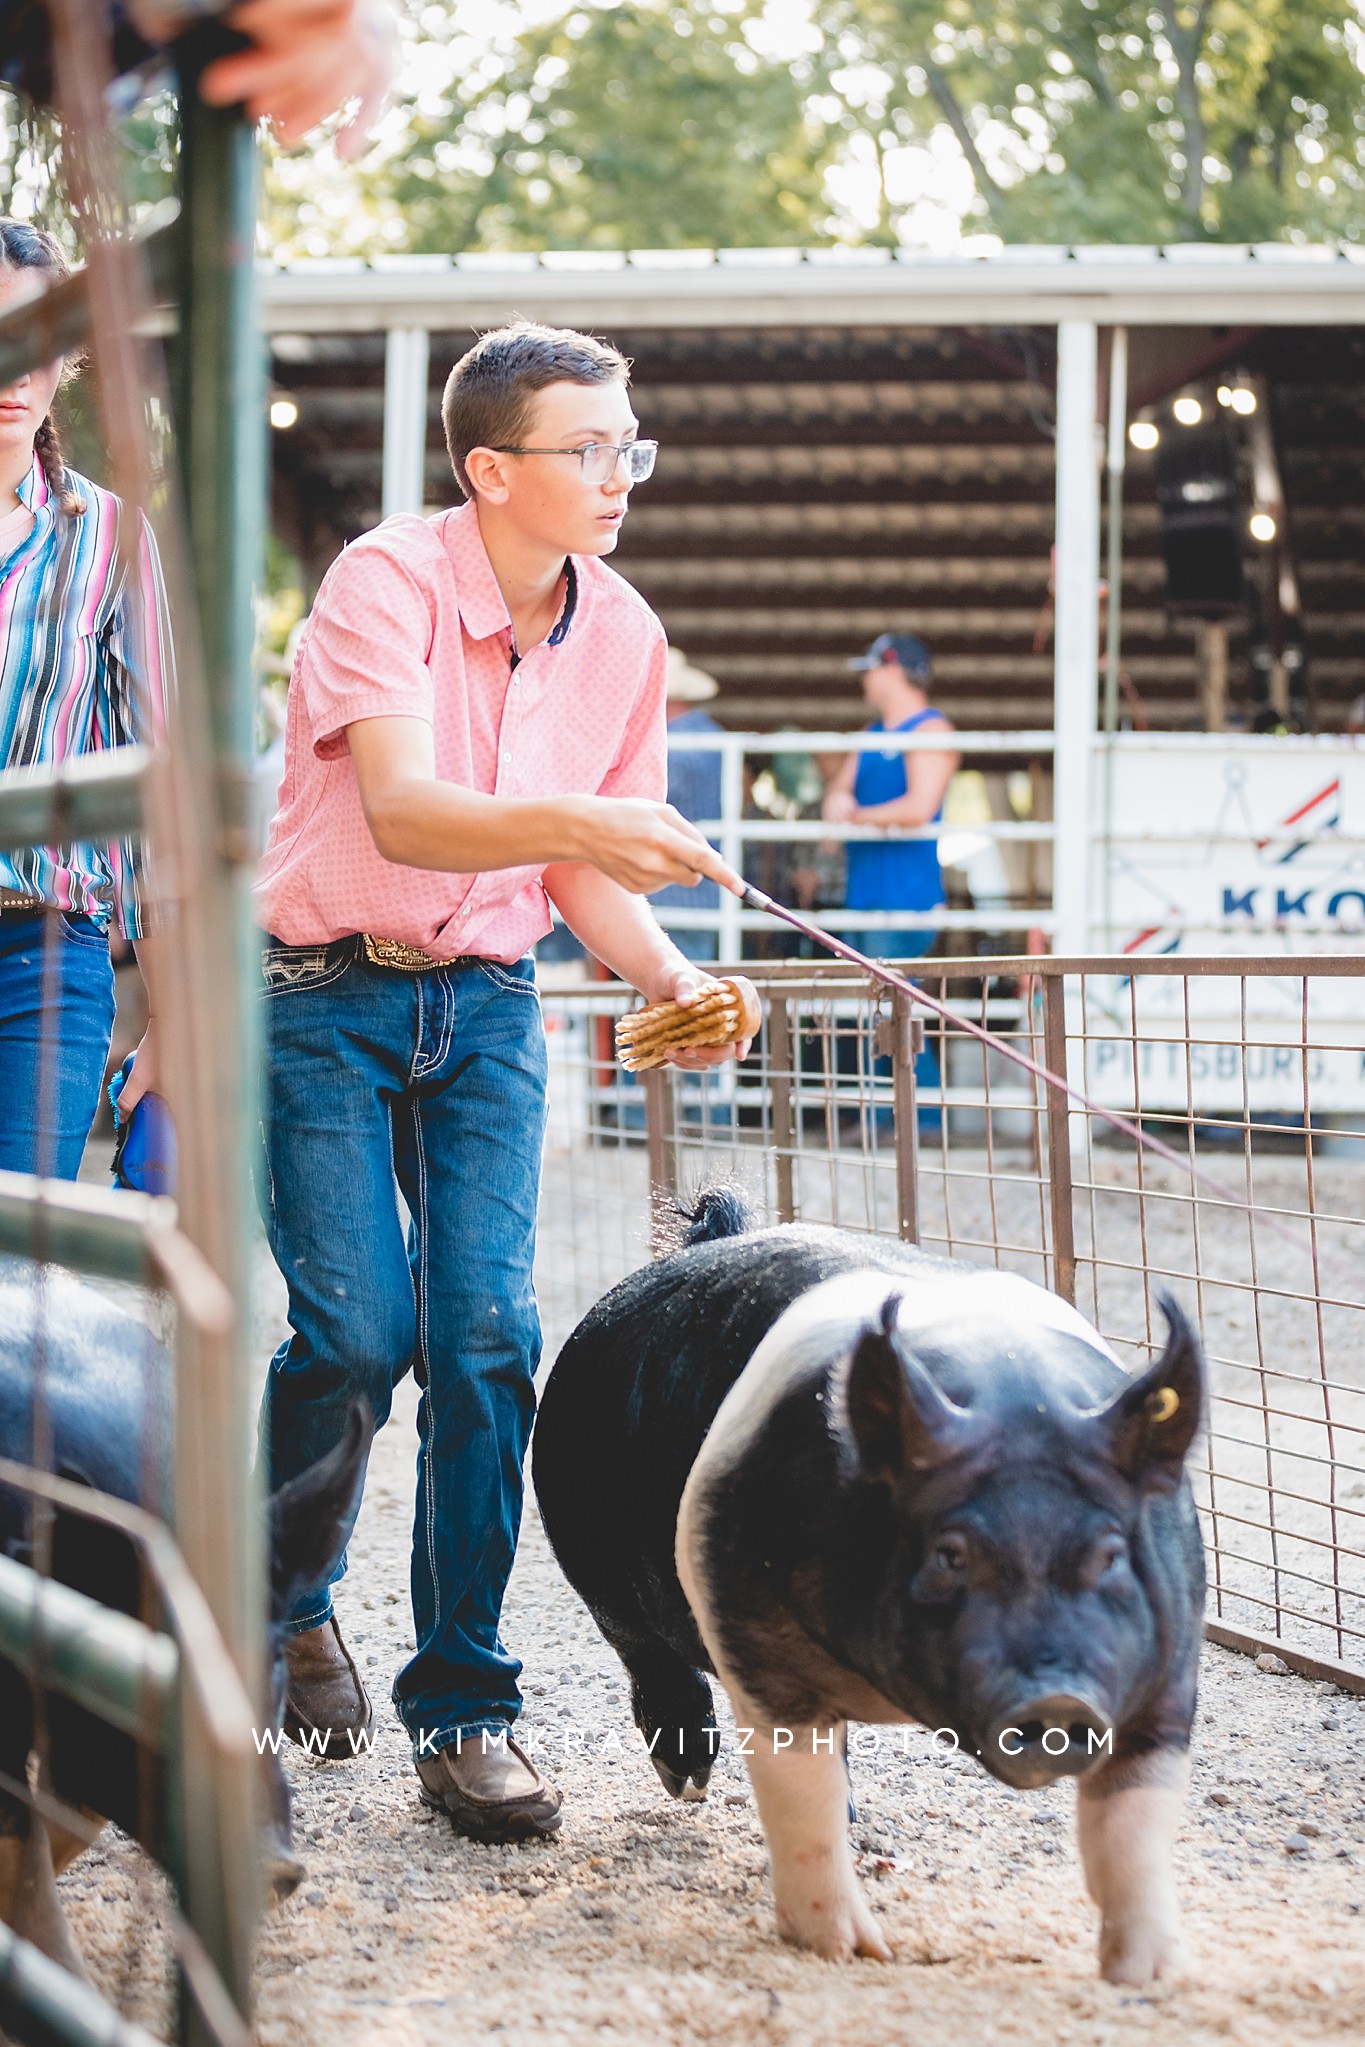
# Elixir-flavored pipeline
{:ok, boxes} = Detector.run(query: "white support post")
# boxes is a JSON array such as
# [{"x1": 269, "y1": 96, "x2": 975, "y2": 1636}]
[
  {"x1": 382, "y1": 326, "x2": 430, "y2": 519},
  {"x1": 1053, "y1": 320, "x2": 1101, "y2": 956},
  {"x1": 1102, "y1": 325, "x2": 1128, "y2": 948}
]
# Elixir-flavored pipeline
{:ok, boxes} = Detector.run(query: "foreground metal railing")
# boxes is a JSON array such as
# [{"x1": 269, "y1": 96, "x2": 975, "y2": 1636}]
[
  {"x1": 536, "y1": 954, "x2": 1365, "y2": 1693},
  {"x1": 0, "y1": 13, "x2": 263, "y2": 2044}
]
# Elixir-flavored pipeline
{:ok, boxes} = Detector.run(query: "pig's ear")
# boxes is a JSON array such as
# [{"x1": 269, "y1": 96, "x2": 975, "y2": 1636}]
[
  {"x1": 843, "y1": 1293, "x2": 974, "y2": 1480},
  {"x1": 268, "y1": 1401, "x2": 374, "y2": 1619},
  {"x1": 1090, "y1": 1295, "x2": 1204, "y2": 1492}
]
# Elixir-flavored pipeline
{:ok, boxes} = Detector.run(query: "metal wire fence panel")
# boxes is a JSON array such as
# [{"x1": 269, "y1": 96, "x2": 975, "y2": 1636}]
[
  {"x1": 1050, "y1": 961, "x2": 1365, "y2": 1680},
  {"x1": 536, "y1": 987, "x2": 653, "y2": 1361},
  {"x1": 537, "y1": 957, "x2": 1365, "y2": 1684}
]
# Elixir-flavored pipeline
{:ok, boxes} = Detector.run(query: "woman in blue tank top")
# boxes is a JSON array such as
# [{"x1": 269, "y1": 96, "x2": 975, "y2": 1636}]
[{"x1": 823, "y1": 633, "x2": 960, "y2": 960}]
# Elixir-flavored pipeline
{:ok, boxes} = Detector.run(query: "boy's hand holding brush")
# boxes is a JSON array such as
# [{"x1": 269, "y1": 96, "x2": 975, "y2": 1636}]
[{"x1": 617, "y1": 971, "x2": 762, "y2": 1071}]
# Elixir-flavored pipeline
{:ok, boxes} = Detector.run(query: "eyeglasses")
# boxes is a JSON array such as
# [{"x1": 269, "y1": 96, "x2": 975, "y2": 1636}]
[{"x1": 491, "y1": 439, "x2": 658, "y2": 485}]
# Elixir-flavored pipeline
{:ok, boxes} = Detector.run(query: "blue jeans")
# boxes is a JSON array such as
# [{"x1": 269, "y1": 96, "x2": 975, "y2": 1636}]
[
  {"x1": 842, "y1": 928, "x2": 940, "y2": 1119},
  {"x1": 0, "y1": 912, "x2": 114, "y2": 1180},
  {"x1": 257, "y1": 937, "x2": 547, "y2": 1752},
  {"x1": 846, "y1": 928, "x2": 935, "y2": 965}
]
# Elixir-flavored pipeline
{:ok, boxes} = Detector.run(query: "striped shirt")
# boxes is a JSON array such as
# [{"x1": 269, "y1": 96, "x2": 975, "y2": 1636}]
[{"x1": 0, "y1": 456, "x2": 171, "y2": 940}]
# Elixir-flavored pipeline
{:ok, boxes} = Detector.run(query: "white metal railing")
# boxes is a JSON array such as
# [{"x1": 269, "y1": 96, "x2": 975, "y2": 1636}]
[
  {"x1": 657, "y1": 727, "x2": 1055, "y2": 959},
  {"x1": 638, "y1": 727, "x2": 1365, "y2": 962}
]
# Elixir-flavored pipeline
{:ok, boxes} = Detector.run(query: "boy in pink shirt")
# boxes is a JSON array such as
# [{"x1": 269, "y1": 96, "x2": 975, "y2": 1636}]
[{"x1": 255, "y1": 322, "x2": 748, "y2": 1841}]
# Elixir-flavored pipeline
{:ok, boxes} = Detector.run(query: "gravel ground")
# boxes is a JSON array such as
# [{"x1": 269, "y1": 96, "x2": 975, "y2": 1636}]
[
  {"x1": 58, "y1": 1382, "x2": 1365, "y2": 2046},
  {"x1": 49, "y1": 1143, "x2": 1365, "y2": 2044}
]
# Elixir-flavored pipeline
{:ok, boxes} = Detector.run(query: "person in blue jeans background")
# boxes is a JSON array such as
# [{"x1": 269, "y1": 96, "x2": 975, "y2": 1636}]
[
  {"x1": 823, "y1": 632, "x2": 960, "y2": 1123},
  {"x1": 0, "y1": 220, "x2": 170, "y2": 1182}
]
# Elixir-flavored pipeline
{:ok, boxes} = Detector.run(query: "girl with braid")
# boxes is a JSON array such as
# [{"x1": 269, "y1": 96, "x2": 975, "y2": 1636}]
[{"x1": 0, "y1": 219, "x2": 171, "y2": 1179}]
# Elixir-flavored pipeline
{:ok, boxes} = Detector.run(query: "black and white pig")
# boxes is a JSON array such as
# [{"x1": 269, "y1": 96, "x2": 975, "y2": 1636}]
[
  {"x1": 0, "y1": 1256, "x2": 369, "y2": 1977},
  {"x1": 532, "y1": 1190, "x2": 1206, "y2": 1986}
]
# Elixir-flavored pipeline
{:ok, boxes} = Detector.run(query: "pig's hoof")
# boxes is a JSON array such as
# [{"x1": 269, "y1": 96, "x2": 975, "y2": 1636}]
[
  {"x1": 776, "y1": 1889, "x2": 893, "y2": 1963},
  {"x1": 265, "y1": 1850, "x2": 306, "y2": 1902},
  {"x1": 1099, "y1": 1919, "x2": 1188, "y2": 1988},
  {"x1": 649, "y1": 1755, "x2": 713, "y2": 1801},
  {"x1": 629, "y1": 1660, "x2": 718, "y2": 1800}
]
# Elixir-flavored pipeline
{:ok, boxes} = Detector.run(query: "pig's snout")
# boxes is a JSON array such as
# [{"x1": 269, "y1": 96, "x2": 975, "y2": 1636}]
[{"x1": 984, "y1": 1693, "x2": 1112, "y2": 1789}]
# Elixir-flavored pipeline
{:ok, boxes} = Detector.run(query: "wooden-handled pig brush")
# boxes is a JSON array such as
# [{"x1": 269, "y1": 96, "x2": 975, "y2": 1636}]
[{"x1": 615, "y1": 977, "x2": 762, "y2": 1072}]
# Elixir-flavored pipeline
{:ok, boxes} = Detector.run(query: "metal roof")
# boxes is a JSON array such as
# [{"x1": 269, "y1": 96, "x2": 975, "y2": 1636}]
[{"x1": 261, "y1": 244, "x2": 1365, "y2": 333}]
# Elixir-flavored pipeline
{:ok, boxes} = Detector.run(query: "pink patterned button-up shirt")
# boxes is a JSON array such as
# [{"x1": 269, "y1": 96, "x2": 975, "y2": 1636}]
[{"x1": 255, "y1": 501, "x2": 668, "y2": 964}]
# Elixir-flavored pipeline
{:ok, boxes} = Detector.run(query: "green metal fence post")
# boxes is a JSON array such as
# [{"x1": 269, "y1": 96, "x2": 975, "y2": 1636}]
[
  {"x1": 0, "y1": 52, "x2": 264, "y2": 2032},
  {"x1": 164, "y1": 46, "x2": 267, "y2": 2040}
]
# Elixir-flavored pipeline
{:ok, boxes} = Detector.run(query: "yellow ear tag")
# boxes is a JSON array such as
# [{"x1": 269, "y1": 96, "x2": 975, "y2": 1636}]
[{"x1": 1147, "y1": 1386, "x2": 1180, "y2": 1424}]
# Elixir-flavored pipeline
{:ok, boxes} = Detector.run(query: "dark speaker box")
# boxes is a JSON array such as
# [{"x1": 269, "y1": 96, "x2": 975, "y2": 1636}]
[{"x1": 1154, "y1": 420, "x2": 1244, "y2": 618}]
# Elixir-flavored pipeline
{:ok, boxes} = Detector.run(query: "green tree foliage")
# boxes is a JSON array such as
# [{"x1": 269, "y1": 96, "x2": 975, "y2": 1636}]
[
  {"x1": 0, "y1": 94, "x2": 78, "y2": 231},
  {"x1": 351, "y1": 0, "x2": 834, "y2": 252},
  {"x1": 826, "y1": 0, "x2": 1365, "y2": 243},
  {"x1": 304, "y1": 0, "x2": 1362, "y2": 257},
  {"x1": 5, "y1": 0, "x2": 1360, "y2": 253},
  {"x1": 1, "y1": 87, "x2": 176, "y2": 237}
]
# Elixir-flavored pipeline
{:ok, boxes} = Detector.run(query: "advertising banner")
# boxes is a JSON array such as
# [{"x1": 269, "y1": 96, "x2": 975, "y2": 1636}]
[{"x1": 1087, "y1": 744, "x2": 1365, "y2": 1113}]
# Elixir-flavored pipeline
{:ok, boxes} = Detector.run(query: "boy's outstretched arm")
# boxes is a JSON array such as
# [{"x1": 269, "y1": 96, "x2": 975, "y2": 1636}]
[
  {"x1": 347, "y1": 714, "x2": 736, "y2": 895},
  {"x1": 543, "y1": 864, "x2": 752, "y2": 1071}
]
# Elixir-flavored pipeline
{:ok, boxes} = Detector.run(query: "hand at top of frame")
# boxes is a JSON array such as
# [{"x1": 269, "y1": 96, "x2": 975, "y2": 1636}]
[{"x1": 156, "y1": 0, "x2": 399, "y2": 159}]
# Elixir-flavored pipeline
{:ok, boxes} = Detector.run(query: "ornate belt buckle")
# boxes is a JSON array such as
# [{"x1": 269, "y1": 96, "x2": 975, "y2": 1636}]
[{"x1": 362, "y1": 933, "x2": 438, "y2": 973}]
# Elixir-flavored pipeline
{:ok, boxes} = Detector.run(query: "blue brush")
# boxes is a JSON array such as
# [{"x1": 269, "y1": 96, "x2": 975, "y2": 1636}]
[{"x1": 108, "y1": 1053, "x2": 177, "y2": 1197}]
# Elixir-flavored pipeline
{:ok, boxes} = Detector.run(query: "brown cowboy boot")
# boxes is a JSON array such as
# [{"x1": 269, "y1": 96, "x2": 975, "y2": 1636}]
[
  {"x1": 416, "y1": 1733, "x2": 562, "y2": 1843},
  {"x1": 283, "y1": 1617, "x2": 374, "y2": 1756}
]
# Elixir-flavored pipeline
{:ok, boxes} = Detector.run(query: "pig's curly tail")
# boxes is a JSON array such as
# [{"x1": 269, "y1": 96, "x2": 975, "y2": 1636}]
[{"x1": 677, "y1": 1184, "x2": 756, "y2": 1247}]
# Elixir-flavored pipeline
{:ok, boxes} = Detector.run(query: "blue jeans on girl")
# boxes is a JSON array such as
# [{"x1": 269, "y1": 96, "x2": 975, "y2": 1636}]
[
  {"x1": 257, "y1": 937, "x2": 547, "y2": 1753},
  {"x1": 0, "y1": 911, "x2": 115, "y2": 1180}
]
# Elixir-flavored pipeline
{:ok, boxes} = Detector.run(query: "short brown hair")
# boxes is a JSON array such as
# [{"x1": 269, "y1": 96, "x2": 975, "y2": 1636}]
[{"x1": 442, "y1": 320, "x2": 630, "y2": 498}]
